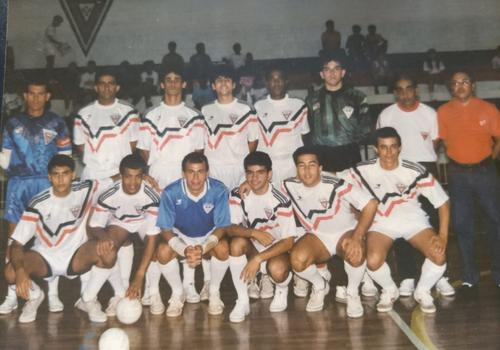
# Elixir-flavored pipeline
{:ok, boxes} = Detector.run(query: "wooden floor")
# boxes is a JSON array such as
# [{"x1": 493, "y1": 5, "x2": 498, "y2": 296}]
[{"x1": 0, "y1": 230, "x2": 499, "y2": 349}]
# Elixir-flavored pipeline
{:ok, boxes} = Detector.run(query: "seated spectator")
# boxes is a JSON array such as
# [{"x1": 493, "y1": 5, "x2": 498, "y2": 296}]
[
  {"x1": 223, "y1": 42, "x2": 246, "y2": 71},
  {"x1": 345, "y1": 24, "x2": 366, "y2": 71},
  {"x1": 79, "y1": 60, "x2": 97, "y2": 105},
  {"x1": 320, "y1": 19, "x2": 341, "y2": 57},
  {"x1": 365, "y1": 24, "x2": 388, "y2": 61},
  {"x1": 423, "y1": 49, "x2": 445, "y2": 93},
  {"x1": 117, "y1": 60, "x2": 142, "y2": 104},
  {"x1": 189, "y1": 42, "x2": 213, "y2": 82},
  {"x1": 140, "y1": 60, "x2": 159, "y2": 108},
  {"x1": 371, "y1": 51, "x2": 392, "y2": 94},
  {"x1": 491, "y1": 45, "x2": 500, "y2": 70},
  {"x1": 161, "y1": 41, "x2": 185, "y2": 71},
  {"x1": 191, "y1": 75, "x2": 215, "y2": 109}
]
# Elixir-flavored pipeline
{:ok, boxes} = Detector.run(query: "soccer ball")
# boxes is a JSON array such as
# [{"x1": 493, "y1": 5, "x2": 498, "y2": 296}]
[
  {"x1": 116, "y1": 297, "x2": 142, "y2": 325},
  {"x1": 98, "y1": 328, "x2": 129, "y2": 350}
]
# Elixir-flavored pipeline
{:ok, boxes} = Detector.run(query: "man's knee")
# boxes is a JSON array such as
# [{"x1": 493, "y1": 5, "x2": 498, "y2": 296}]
[
  {"x1": 156, "y1": 243, "x2": 176, "y2": 264},
  {"x1": 212, "y1": 239, "x2": 229, "y2": 260},
  {"x1": 4, "y1": 263, "x2": 15, "y2": 284},
  {"x1": 267, "y1": 258, "x2": 289, "y2": 283},
  {"x1": 290, "y1": 248, "x2": 311, "y2": 272},
  {"x1": 346, "y1": 254, "x2": 365, "y2": 268},
  {"x1": 366, "y1": 251, "x2": 385, "y2": 271},
  {"x1": 229, "y1": 237, "x2": 248, "y2": 257},
  {"x1": 427, "y1": 250, "x2": 446, "y2": 266}
]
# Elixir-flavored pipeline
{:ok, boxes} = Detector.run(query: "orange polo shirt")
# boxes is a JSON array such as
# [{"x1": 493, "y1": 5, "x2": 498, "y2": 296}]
[{"x1": 437, "y1": 97, "x2": 500, "y2": 164}]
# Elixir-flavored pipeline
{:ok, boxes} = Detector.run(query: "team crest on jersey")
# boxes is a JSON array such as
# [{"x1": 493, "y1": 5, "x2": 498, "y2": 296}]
[
  {"x1": 135, "y1": 205, "x2": 144, "y2": 214},
  {"x1": 342, "y1": 106, "x2": 354, "y2": 119},
  {"x1": 14, "y1": 126, "x2": 24, "y2": 134},
  {"x1": 229, "y1": 113, "x2": 239, "y2": 124},
  {"x1": 319, "y1": 198, "x2": 329, "y2": 209},
  {"x1": 208, "y1": 115, "x2": 214, "y2": 121},
  {"x1": 420, "y1": 132, "x2": 429, "y2": 140},
  {"x1": 282, "y1": 110, "x2": 292, "y2": 120},
  {"x1": 264, "y1": 207, "x2": 273, "y2": 219},
  {"x1": 110, "y1": 113, "x2": 121, "y2": 125},
  {"x1": 396, "y1": 183, "x2": 406, "y2": 194},
  {"x1": 70, "y1": 206, "x2": 81, "y2": 218},
  {"x1": 312, "y1": 102, "x2": 320, "y2": 111},
  {"x1": 43, "y1": 129, "x2": 57, "y2": 145},
  {"x1": 178, "y1": 116, "x2": 188, "y2": 127},
  {"x1": 176, "y1": 199, "x2": 182, "y2": 205},
  {"x1": 203, "y1": 203, "x2": 214, "y2": 214}
]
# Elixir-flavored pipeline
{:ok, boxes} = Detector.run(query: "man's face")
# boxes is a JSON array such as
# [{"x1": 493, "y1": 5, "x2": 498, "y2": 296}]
[
  {"x1": 394, "y1": 79, "x2": 418, "y2": 108},
  {"x1": 212, "y1": 76, "x2": 235, "y2": 99},
  {"x1": 24, "y1": 84, "x2": 50, "y2": 115},
  {"x1": 245, "y1": 165, "x2": 271, "y2": 194},
  {"x1": 121, "y1": 167, "x2": 143, "y2": 195},
  {"x1": 450, "y1": 72, "x2": 474, "y2": 102},
  {"x1": 48, "y1": 165, "x2": 75, "y2": 197},
  {"x1": 95, "y1": 74, "x2": 119, "y2": 103},
  {"x1": 320, "y1": 60, "x2": 345, "y2": 90},
  {"x1": 376, "y1": 137, "x2": 401, "y2": 170},
  {"x1": 161, "y1": 72, "x2": 186, "y2": 97},
  {"x1": 266, "y1": 71, "x2": 286, "y2": 99},
  {"x1": 183, "y1": 161, "x2": 208, "y2": 195},
  {"x1": 296, "y1": 154, "x2": 322, "y2": 187}
]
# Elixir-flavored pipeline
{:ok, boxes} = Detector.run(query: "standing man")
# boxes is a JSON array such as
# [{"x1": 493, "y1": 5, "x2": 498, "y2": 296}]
[
  {"x1": 283, "y1": 146, "x2": 378, "y2": 317},
  {"x1": 320, "y1": 20, "x2": 341, "y2": 57},
  {"x1": 43, "y1": 15, "x2": 69, "y2": 70},
  {"x1": 377, "y1": 74, "x2": 454, "y2": 297},
  {"x1": 255, "y1": 68, "x2": 310, "y2": 185},
  {"x1": 0, "y1": 78, "x2": 71, "y2": 315},
  {"x1": 202, "y1": 66, "x2": 259, "y2": 190},
  {"x1": 306, "y1": 53, "x2": 371, "y2": 173},
  {"x1": 438, "y1": 70, "x2": 500, "y2": 291}
]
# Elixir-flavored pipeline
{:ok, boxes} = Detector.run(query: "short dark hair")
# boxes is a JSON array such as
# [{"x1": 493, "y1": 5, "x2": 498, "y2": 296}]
[
  {"x1": 393, "y1": 73, "x2": 417, "y2": 89},
  {"x1": 182, "y1": 152, "x2": 209, "y2": 172},
  {"x1": 244, "y1": 151, "x2": 272, "y2": 171},
  {"x1": 449, "y1": 69, "x2": 476, "y2": 84},
  {"x1": 293, "y1": 146, "x2": 321, "y2": 165},
  {"x1": 168, "y1": 41, "x2": 177, "y2": 50},
  {"x1": 48, "y1": 154, "x2": 75, "y2": 173},
  {"x1": 25, "y1": 77, "x2": 49, "y2": 92},
  {"x1": 211, "y1": 65, "x2": 236, "y2": 83},
  {"x1": 320, "y1": 51, "x2": 347, "y2": 70},
  {"x1": 161, "y1": 65, "x2": 186, "y2": 82},
  {"x1": 352, "y1": 24, "x2": 361, "y2": 33},
  {"x1": 265, "y1": 67, "x2": 287, "y2": 81},
  {"x1": 95, "y1": 70, "x2": 117, "y2": 84},
  {"x1": 375, "y1": 127, "x2": 402, "y2": 146},
  {"x1": 119, "y1": 154, "x2": 147, "y2": 175}
]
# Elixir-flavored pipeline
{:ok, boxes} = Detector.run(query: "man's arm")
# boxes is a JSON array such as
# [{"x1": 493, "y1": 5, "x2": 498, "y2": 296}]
[
  {"x1": 226, "y1": 225, "x2": 274, "y2": 247},
  {"x1": 140, "y1": 149, "x2": 150, "y2": 163},
  {"x1": 10, "y1": 241, "x2": 31, "y2": 300},
  {"x1": 434, "y1": 200, "x2": 450, "y2": 251},
  {"x1": 248, "y1": 140, "x2": 258, "y2": 153}
]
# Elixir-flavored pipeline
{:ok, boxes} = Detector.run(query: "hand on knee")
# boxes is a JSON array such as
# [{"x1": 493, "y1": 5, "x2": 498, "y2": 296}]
[{"x1": 346, "y1": 255, "x2": 365, "y2": 268}]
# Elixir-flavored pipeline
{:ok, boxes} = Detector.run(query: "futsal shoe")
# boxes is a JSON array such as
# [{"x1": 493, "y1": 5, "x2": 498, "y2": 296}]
[
  {"x1": 269, "y1": 286, "x2": 288, "y2": 312},
  {"x1": 184, "y1": 283, "x2": 201, "y2": 304},
  {"x1": 248, "y1": 278, "x2": 260, "y2": 299},
  {"x1": 200, "y1": 281, "x2": 210, "y2": 301},
  {"x1": 149, "y1": 294, "x2": 165, "y2": 315},
  {"x1": 413, "y1": 289, "x2": 436, "y2": 313},
  {"x1": 361, "y1": 274, "x2": 378, "y2": 297},
  {"x1": 335, "y1": 286, "x2": 347, "y2": 303},
  {"x1": 229, "y1": 300, "x2": 250, "y2": 323},
  {"x1": 105, "y1": 296, "x2": 121, "y2": 317},
  {"x1": 48, "y1": 294, "x2": 64, "y2": 313},
  {"x1": 260, "y1": 274, "x2": 274, "y2": 299},
  {"x1": 19, "y1": 291, "x2": 45, "y2": 323},
  {"x1": 376, "y1": 286, "x2": 399, "y2": 313},
  {"x1": 346, "y1": 293, "x2": 364, "y2": 318},
  {"x1": 208, "y1": 291, "x2": 225, "y2": 315},
  {"x1": 166, "y1": 294, "x2": 185, "y2": 317},
  {"x1": 0, "y1": 296, "x2": 18, "y2": 314},
  {"x1": 435, "y1": 277, "x2": 455, "y2": 296},
  {"x1": 293, "y1": 275, "x2": 309, "y2": 297},
  {"x1": 76, "y1": 298, "x2": 107, "y2": 323},
  {"x1": 398, "y1": 278, "x2": 415, "y2": 297},
  {"x1": 306, "y1": 279, "x2": 329, "y2": 312}
]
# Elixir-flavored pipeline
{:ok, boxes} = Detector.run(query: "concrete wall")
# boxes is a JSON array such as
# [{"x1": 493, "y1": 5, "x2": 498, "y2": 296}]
[{"x1": 7, "y1": 0, "x2": 500, "y2": 68}]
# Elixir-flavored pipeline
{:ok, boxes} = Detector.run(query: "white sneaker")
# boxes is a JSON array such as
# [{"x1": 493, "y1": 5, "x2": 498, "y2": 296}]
[
  {"x1": 229, "y1": 299, "x2": 250, "y2": 323},
  {"x1": 377, "y1": 286, "x2": 399, "y2": 313},
  {"x1": 248, "y1": 278, "x2": 260, "y2": 299},
  {"x1": 48, "y1": 294, "x2": 64, "y2": 313},
  {"x1": 317, "y1": 266, "x2": 332, "y2": 282},
  {"x1": 335, "y1": 286, "x2": 347, "y2": 303},
  {"x1": 293, "y1": 275, "x2": 309, "y2": 297},
  {"x1": 150, "y1": 293, "x2": 165, "y2": 315},
  {"x1": 0, "y1": 296, "x2": 18, "y2": 314},
  {"x1": 361, "y1": 274, "x2": 378, "y2": 297},
  {"x1": 184, "y1": 283, "x2": 201, "y2": 303},
  {"x1": 414, "y1": 289, "x2": 436, "y2": 313},
  {"x1": 347, "y1": 293, "x2": 364, "y2": 318},
  {"x1": 208, "y1": 291, "x2": 224, "y2": 315},
  {"x1": 19, "y1": 291, "x2": 45, "y2": 323},
  {"x1": 269, "y1": 286, "x2": 288, "y2": 312},
  {"x1": 105, "y1": 296, "x2": 121, "y2": 317},
  {"x1": 166, "y1": 294, "x2": 185, "y2": 317},
  {"x1": 260, "y1": 274, "x2": 274, "y2": 299},
  {"x1": 436, "y1": 277, "x2": 455, "y2": 296},
  {"x1": 200, "y1": 281, "x2": 210, "y2": 301},
  {"x1": 399, "y1": 278, "x2": 415, "y2": 297},
  {"x1": 306, "y1": 281, "x2": 327, "y2": 312},
  {"x1": 78, "y1": 298, "x2": 107, "y2": 323}
]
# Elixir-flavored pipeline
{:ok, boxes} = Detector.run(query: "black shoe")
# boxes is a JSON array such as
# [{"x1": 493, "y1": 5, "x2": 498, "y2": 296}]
[{"x1": 457, "y1": 283, "x2": 478, "y2": 302}]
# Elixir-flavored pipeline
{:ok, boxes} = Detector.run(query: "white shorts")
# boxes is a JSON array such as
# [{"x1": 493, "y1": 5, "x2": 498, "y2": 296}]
[
  {"x1": 176, "y1": 231, "x2": 211, "y2": 247},
  {"x1": 313, "y1": 231, "x2": 343, "y2": 256},
  {"x1": 369, "y1": 219, "x2": 431, "y2": 241},
  {"x1": 36, "y1": 237, "x2": 88, "y2": 279}
]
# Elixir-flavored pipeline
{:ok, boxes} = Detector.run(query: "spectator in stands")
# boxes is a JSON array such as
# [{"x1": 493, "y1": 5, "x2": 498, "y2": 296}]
[
  {"x1": 320, "y1": 20, "x2": 342, "y2": 58},
  {"x1": 223, "y1": 42, "x2": 246, "y2": 71},
  {"x1": 79, "y1": 60, "x2": 97, "y2": 105},
  {"x1": 117, "y1": 60, "x2": 142, "y2": 105},
  {"x1": 161, "y1": 41, "x2": 185, "y2": 72},
  {"x1": 140, "y1": 60, "x2": 159, "y2": 109},
  {"x1": 423, "y1": 49, "x2": 445, "y2": 93},
  {"x1": 43, "y1": 15, "x2": 70, "y2": 71},
  {"x1": 345, "y1": 25, "x2": 366, "y2": 71},
  {"x1": 236, "y1": 53, "x2": 258, "y2": 105},
  {"x1": 491, "y1": 45, "x2": 500, "y2": 70},
  {"x1": 189, "y1": 42, "x2": 214, "y2": 82},
  {"x1": 371, "y1": 51, "x2": 392, "y2": 94},
  {"x1": 365, "y1": 24, "x2": 387, "y2": 62}
]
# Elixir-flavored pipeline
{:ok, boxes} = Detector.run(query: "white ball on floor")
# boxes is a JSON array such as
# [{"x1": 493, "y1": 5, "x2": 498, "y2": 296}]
[
  {"x1": 116, "y1": 297, "x2": 142, "y2": 325},
  {"x1": 98, "y1": 328, "x2": 129, "y2": 350}
]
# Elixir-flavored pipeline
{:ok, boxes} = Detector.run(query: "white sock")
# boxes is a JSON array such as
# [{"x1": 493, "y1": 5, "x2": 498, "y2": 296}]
[
  {"x1": 47, "y1": 277, "x2": 59, "y2": 297},
  {"x1": 146, "y1": 261, "x2": 162, "y2": 296},
  {"x1": 229, "y1": 255, "x2": 249, "y2": 303},
  {"x1": 294, "y1": 265, "x2": 325, "y2": 290},
  {"x1": 80, "y1": 271, "x2": 91, "y2": 295},
  {"x1": 158, "y1": 259, "x2": 183, "y2": 296},
  {"x1": 29, "y1": 282, "x2": 42, "y2": 300},
  {"x1": 108, "y1": 263, "x2": 126, "y2": 297},
  {"x1": 182, "y1": 261, "x2": 196, "y2": 288},
  {"x1": 118, "y1": 245, "x2": 134, "y2": 289},
  {"x1": 368, "y1": 262, "x2": 397, "y2": 290},
  {"x1": 209, "y1": 256, "x2": 229, "y2": 294},
  {"x1": 345, "y1": 261, "x2": 366, "y2": 296},
  {"x1": 272, "y1": 273, "x2": 292, "y2": 289},
  {"x1": 416, "y1": 259, "x2": 446, "y2": 292},
  {"x1": 82, "y1": 266, "x2": 112, "y2": 302},
  {"x1": 202, "y1": 258, "x2": 211, "y2": 282},
  {"x1": 6, "y1": 284, "x2": 16, "y2": 300}
]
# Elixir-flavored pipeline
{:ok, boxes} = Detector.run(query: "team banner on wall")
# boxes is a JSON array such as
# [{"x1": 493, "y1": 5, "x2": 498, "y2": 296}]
[{"x1": 59, "y1": 0, "x2": 113, "y2": 56}]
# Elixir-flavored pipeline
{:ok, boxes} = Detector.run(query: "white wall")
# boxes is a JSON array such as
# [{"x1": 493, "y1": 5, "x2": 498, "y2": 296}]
[{"x1": 7, "y1": 0, "x2": 500, "y2": 68}]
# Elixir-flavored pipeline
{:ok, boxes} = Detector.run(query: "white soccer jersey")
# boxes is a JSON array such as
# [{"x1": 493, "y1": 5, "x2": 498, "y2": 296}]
[
  {"x1": 282, "y1": 173, "x2": 372, "y2": 237},
  {"x1": 74, "y1": 99, "x2": 139, "y2": 179},
  {"x1": 376, "y1": 103, "x2": 438, "y2": 162},
  {"x1": 346, "y1": 158, "x2": 449, "y2": 226},
  {"x1": 12, "y1": 180, "x2": 108, "y2": 263},
  {"x1": 229, "y1": 184, "x2": 297, "y2": 252},
  {"x1": 137, "y1": 102, "x2": 206, "y2": 188}
]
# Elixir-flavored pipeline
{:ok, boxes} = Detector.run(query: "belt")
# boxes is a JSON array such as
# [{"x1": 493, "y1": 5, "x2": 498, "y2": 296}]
[{"x1": 449, "y1": 157, "x2": 492, "y2": 169}]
